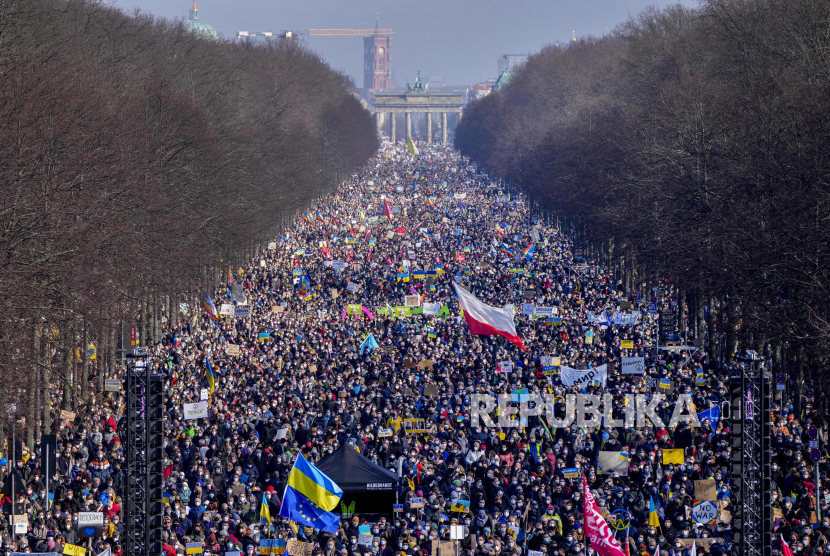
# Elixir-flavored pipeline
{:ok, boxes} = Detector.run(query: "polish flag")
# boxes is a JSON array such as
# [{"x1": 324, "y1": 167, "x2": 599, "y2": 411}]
[
  {"x1": 781, "y1": 536, "x2": 794, "y2": 556},
  {"x1": 583, "y1": 475, "x2": 626, "y2": 556},
  {"x1": 452, "y1": 282, "x2": 525, "y2": 351}
]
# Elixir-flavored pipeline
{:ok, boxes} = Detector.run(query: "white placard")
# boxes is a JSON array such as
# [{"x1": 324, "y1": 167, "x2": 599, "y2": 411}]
[
  {"x1": 621, "y1": 357, "x2": 645, "y2": 375},
  {"x1": 200, "y1": 388, "x2": 209, "y2": 401},
  {"x1": 78, "y1": 511, "x2": 104, "y2": 538},
  {"x1": 560, "y1": 364, "x2": 608, "y2": 387},
  {"x1": 534, "y1": 306, "x2": 554, "y2": 316},
  {"x1": 522, "y1": 303, "x2": 536, "y2": 315},
  {"x1": 423, "y1": 302, "x2": 440, "y2": 316},
  {"x1": 219, "y1": 304, "x2": 234, "y2": 316},
  {"x1": 183, "y1": 401, "x2": 209, "y2": 420}
]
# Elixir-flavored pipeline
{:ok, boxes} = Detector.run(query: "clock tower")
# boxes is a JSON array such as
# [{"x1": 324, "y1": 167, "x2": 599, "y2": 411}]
[{"x1": 364, "y1": 35, "x2": 393, "y2": 103}]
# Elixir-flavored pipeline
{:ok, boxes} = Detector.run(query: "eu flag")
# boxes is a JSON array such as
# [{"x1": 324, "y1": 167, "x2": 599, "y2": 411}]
[{"x1": 279, "y1": 485, "x2": 340, "y2": 534}]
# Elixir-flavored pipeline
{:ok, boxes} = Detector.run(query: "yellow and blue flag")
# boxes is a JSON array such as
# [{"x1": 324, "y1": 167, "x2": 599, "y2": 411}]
[
  {"x1": 205, "y1": 357, "x2": 215, "y2": 396},
  {"x1": 649, "y1": 496, "x2": 661, "y2": 529},
  {"x1": 285, "y1": 453, "x2": 343, "y2": 512},
  {"x1": 279, "y1": 485, "x2": 340, "y2": 534},
  {"x1": 260, "y1": 492, "x2": 272, "y2": 528}
]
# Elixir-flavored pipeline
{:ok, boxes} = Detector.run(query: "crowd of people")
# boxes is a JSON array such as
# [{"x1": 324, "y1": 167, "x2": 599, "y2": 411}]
[{"x1": 0, "y1": 143, "x2": 824, "y2": 556}]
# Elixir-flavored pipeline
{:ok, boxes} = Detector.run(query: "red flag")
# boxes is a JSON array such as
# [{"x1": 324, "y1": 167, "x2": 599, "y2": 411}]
[
  {"x1": 394, "y1": 226, "x2": 405, "y2": 235},
  {"x1": 781, "y1": 536, "x2": 794, "y2": 556},
  {"x1": 453, "y1": 283, "x2": 525, "y2": 351},
  {"x1": 583, "y1": 475, "x2": 626, "y2": 556},
  {"x1": 382, "y1": 199, "x2": 393, "y2": 219}
]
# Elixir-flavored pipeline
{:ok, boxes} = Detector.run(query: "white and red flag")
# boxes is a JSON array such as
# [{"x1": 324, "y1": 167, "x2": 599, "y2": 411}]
[
  {"x1": 781, "y1": 535, "x2": 794, "y2": 556},
  {"x1": 583, "y1": 475, "x2": 626, "y2": 556},
  {"x1": 382, "y1": 199, "x2": 393, "y2": 219},
  {"x1": 452, "y1": 282, "x2": 525, "y2": 351}
]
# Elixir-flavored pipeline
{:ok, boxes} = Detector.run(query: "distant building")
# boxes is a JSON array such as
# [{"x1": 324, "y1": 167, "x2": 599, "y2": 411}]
[
  {"x1": 183, "y1": 0, "x2": 219, "y2": 40},
  {"x1": 364, "y1": 35, "x2": 393, "y2": 103},
  {"x1": 497, "y1": 54, "x2": 527, "y2": 76},
  {"x1": 472, "y1": 78, "x2": 497, "y2": 100}
]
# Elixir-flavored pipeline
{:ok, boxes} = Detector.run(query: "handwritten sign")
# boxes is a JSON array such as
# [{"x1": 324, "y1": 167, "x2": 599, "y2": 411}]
[
  {"x1": 63, "y1": 544, "x2": 87, "y2": 556},
  {"x1": 287, "y1": 540, "x2": 313, "y2": 556},
  {"x1": 691, "y1": 501, "x2": 718, "y2": 524}
]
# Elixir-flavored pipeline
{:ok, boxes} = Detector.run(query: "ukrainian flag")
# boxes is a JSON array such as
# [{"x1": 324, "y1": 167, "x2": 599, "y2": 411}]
[
  {"x1": 286, "y1": 453, "x2": 343, "y2": 512},
  {"x1": 427, "y1": 330, "x2": 437, "y2": 339},
  {"x1": 649, "y1": 496, "x2": 661, "y2": 529},
  {"x1": 205, "y1": 357, "x2": 215, "y2": 396},
  {"x1": 260, "y1": 492, "x2": 272, "y2": 528}
]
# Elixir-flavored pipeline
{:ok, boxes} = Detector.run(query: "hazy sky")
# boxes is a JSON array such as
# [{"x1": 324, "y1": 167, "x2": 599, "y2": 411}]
[{"x1": 112, "y1": 0, "x2": 696, "y2": 87}]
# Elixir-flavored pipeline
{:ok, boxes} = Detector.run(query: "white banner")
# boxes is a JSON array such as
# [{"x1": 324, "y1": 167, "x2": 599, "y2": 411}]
[
  {"x1": 621, "y1": 357, "x2": 645, "y2": 375},
  {"x1": 534, "y1": 306, "x2": 554, "y2": 316},
  {"x1": 522, "y1": 303, "x2": 535, "y2": 315},
  {"x1": 183, "y1": 401, "x2": 209, "y2": 420},
  {"x1": 219, "y1": 304, "x2": 234, "y2": 316},
  {"x1": 423, "y1": 302, "x2": 440, "y2": 316},
  {"x1": 560, "y1": 364, "x2": 608, "y2": 387}
]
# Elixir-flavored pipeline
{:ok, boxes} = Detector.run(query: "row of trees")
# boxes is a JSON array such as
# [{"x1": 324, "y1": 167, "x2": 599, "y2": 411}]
[
  {"x1": 0, "y1": 0, "x2": 378, "y2": 446},
  {"x1": 456, "y1": 0, "x2": 830, "y2": 415}
]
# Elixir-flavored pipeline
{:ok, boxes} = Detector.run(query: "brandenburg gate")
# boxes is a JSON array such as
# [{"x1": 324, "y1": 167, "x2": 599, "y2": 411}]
[{"x1": 373, "y1": 75, "x2": 464, "y2": 146}]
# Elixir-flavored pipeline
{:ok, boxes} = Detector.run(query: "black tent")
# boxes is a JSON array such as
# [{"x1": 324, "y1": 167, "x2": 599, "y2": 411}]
[{"x1": 317, "y1": 443, "x2": 398, "y2": 520}]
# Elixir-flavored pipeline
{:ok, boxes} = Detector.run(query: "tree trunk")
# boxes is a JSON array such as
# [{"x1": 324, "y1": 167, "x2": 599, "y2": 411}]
[
  {"x1": 81, "y1": 323, "x2": 90, "y2": 404},
  {"x1": 707, "y1": 298, "x2": 717, "y2": 364},
  {"x1": 794, "y1": 345, "x2": 805, "y2": 417},
  {"x1": 63, "y1": 324, "x2": 73, "y2": 411},
  {"x1": 27, "y1": 326, "x2": 40, "y2": 449},
  {"x1": 43, "y1": 328, "x2": 52, "y2": 436}
]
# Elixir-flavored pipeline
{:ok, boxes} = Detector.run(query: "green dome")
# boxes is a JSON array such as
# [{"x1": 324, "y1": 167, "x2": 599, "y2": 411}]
[{"x1": 183, "y1": 2, "x2": 219, "y2": 40}]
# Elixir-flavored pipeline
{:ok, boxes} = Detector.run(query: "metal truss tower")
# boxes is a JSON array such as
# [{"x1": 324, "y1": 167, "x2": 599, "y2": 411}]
[
  {"x1": 731, "y1": 352, "x2": 771, "y2": 556},
  {"x1": 123, "y1": 348, "x2": 164, "y2": 556}
]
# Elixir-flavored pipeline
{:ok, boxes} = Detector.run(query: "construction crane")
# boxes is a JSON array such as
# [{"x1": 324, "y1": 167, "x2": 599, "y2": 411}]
[
  {"x1": 238, "y1": 29, "x2": 392, "y2": 38},
  {"x1": 308, "y1": 29, "x2": 393, "y2": 36}
]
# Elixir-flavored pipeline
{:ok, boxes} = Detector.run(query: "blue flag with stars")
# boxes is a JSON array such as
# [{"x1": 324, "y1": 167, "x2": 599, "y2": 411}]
[{"x1": 279, "y1": 485, "x2": 340, "y2": 533}]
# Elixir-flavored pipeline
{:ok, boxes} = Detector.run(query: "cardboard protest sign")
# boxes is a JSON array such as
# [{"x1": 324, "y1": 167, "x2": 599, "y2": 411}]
[
  {"x1": 287, "y1": 540, "x2": 314, "y2": 556},
  {"x1": 423, "y1": 385, "x2": 439, "y2": 397},
  {"x1": 694, "y1": 480, "x2": 718, "y2": 501}
]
